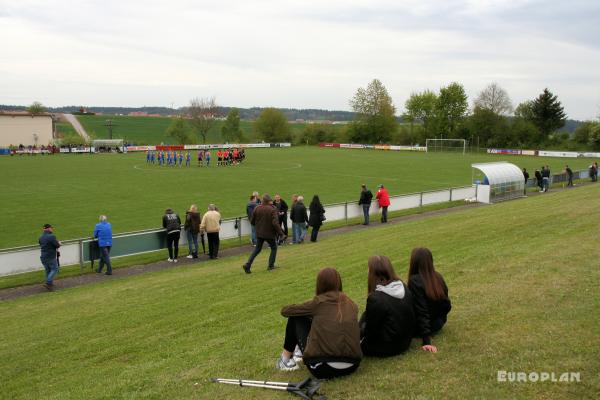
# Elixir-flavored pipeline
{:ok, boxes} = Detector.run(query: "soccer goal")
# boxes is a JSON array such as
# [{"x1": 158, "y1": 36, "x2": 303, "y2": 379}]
[{"x1": 426, "y1": 138, "x2": 467, "y2": 154}]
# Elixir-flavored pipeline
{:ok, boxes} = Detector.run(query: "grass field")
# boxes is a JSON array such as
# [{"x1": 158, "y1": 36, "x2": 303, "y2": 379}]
[
  {"x1": 1, "y1": 184, "x2": 598, "y2": 399},
  {"x1": 75, "y1": 115, "x2": 334, "y2": 144},
  {"x1": 0, "y1": 147, "x2": 595, "y2": 248}
]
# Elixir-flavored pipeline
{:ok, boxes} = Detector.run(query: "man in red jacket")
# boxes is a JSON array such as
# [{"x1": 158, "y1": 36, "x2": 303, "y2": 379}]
[{"x1": 376, "y1": 184, "x2": 390, "y2": 223}]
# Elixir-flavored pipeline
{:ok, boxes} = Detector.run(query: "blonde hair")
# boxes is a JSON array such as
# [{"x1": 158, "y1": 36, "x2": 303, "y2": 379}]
[{"x1": 189, "y1": 204, "x2": 198, "y2": 212}]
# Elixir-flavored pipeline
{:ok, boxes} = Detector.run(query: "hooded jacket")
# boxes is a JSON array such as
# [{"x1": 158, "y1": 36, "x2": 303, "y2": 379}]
[
  {"x1": 408, "y1": 273, "x2": 451, "y2": 345},
  {"x1": 281, "y1": 291, "x2": 362, "y2": 363},
  {"x1": 360, "y1": 281, "x2": 415, "y2": 357},
  {"x1": 162, "y1": 210, "x2": 181, "y2": 234},
  {"x1": 376, "y1": 187, "x2": 390, "y2": 207}
]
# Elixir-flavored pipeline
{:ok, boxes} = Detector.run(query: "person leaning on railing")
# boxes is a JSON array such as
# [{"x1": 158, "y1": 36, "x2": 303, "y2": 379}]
[{"x1": 200, "y1": 204, "x2": 221, "y2": 260}]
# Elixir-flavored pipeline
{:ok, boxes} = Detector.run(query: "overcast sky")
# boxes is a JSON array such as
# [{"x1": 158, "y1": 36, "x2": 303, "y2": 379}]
[{"x1": 1, "y1": 0, "x2": 599, "y2": 120}]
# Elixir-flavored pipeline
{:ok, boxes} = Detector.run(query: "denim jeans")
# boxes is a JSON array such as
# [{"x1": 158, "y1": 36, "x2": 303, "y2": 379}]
[
  {"x1": 186, "y1": 230, "x2": 199, "y2": 255},
  {"x1": 245, "y1": 237, "x2": 277, "y2": 268},
  {"x1": 41, "y1": 257, "x2": 59, "y2": 284},
  {"x1": 362, "y1": 204, "x2": 370, "y2": 224},
  {"x1": 250, "y1": 225, "x2": 257, "y2": 245},
  {"x1": 98, "y1": 246, "x2": 112, "y2": 274},
  {"x1": 543, "y1": 177, "x2": 549, "y2": 192},
  {"x1": 292, "y1": 223, "x2": 302, "y2": 243}
]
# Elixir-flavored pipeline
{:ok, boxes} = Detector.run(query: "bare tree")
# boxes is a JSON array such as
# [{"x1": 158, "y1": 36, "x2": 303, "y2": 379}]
[
  {"x1": 186, "y1": 97, "x2": 218, "y2": 144},
  {"x1": 474, "y1": 83, "x2": 513, "y2": 115}
]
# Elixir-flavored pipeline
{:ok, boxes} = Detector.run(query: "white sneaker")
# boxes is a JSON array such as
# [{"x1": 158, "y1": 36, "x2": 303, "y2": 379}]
[
  {"x1": 276, "y1": 356, "x2": 299, "y2": 371},
  {"x1": 293, "y1": 346, "x2": 303, "y2": 363},
  {"x1": 173, "y1": 259, "x2": 178, "y2": 263},
  {"x1": 186, "y1": 254, "x2": 193, "y2": 259},
  {"x1": 167, "y1": 258, "x2": 173, "y2": 262}
]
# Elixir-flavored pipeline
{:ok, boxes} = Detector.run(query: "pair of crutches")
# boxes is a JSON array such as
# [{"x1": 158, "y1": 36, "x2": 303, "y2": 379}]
[{"x1": 212, "y1": 377, "x2": 326, "y2": 400}]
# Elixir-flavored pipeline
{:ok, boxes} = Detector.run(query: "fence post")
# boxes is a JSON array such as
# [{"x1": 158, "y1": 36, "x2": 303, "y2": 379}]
[
  {"x1": 344, "y1": 202, "x2": 348, "y2": 225},
  {"x1": 78, "y1": 239, "x2": 84, "y2": 272},
  {"x1": 237, "y1": 218, "x2": 242, "y2": 245},
  {"x1": 449, "y1": 188, "x2": 453, "y2": 202},
  {"x1": 419, "y1": 192, "x2": 423, "y2": 207}
]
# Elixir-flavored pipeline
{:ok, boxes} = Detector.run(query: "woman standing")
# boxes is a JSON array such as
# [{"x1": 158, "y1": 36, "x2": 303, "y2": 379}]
[
  {"x1": 277, "y1": 267, "x2": 362, "y2": 379},
  {"x1": 360, "y1": 255, "x2": 415, "y2": 357},
  {"x1": 407, "y1": 248, "x2": 452, "y2": 353},
  {"x1": 162, "y1": 208, "x2": 181, "y2": 262},
  {"x1": 184, "y1": 204, "x2": 201, "y2": 258},
  {"x1": 308, "y1": 195, "x2": 325, "y2": 242}
]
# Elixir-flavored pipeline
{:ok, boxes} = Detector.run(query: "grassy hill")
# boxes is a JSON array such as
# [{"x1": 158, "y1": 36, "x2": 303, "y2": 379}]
[
  {"x1": 1, "y1": 184, "x2": 598, "y2": 399},
  {"x1": 0, "y1": 147, "x2": 595, "y2": 248}
]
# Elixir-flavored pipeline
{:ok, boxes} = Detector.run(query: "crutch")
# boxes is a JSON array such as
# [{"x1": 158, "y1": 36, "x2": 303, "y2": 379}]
[{"x1": 212, "y1": 377, "x2": 326, "y2": 400}]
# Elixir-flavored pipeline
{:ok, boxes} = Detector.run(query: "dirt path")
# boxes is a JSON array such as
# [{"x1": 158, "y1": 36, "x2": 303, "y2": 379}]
[
  {"x1": 1, "y1": 181, "x2": 593, "y2": 302},
  {"x1": 63, "y1": 113, "x2": 90, "y2": 141}
]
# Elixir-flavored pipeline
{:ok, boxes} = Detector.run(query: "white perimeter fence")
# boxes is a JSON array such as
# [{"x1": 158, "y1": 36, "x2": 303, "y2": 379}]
[{"x1": 0, "y1": 185, "x2": 479, "y2": 277}]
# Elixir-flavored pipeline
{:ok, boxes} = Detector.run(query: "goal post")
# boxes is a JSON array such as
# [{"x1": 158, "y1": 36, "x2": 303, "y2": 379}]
[{"x1": 426, "y1": 138, "x2": 467, "y2": 154}]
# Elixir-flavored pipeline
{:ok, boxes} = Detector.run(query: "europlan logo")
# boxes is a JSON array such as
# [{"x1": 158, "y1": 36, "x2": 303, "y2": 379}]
[{"x1": 497, "y1": 371, "x2": 581, "y2": 383}]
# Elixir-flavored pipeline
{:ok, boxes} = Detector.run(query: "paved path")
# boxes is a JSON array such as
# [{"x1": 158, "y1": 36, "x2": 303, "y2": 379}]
[
  {"x1": 0, "y1": 203, "x2": 485, "y2": 301},
  {"x1": 63, "y1": 113, "x2": 90, "y2": 141}
]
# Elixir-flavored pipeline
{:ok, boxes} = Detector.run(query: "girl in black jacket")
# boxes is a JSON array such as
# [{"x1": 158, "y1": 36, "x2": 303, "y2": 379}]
[
  {"x1": 407, "y1": 247, "x2": 451, "y2": 353},
  {"x1": 308, "y1": 195, "x2": 325, "y2": 242},
  {"x1": 360, "y1": 255, "x2": 415, "y2": 357}
]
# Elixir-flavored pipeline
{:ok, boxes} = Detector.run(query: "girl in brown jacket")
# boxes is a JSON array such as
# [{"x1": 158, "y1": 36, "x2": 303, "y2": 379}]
[{"x1": 277, "y1": 268, "x2": 362, "y2": 379}]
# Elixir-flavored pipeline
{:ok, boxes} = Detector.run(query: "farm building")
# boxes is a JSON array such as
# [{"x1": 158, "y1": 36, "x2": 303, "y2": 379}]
[{"x1": 0, "y1": 112, "x2": 55, "y2": 147}]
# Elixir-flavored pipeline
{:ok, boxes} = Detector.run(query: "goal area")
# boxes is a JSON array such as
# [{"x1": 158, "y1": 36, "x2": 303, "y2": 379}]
[{"x1": 426, "y1": 139, "x2": 466, "y2": 154}]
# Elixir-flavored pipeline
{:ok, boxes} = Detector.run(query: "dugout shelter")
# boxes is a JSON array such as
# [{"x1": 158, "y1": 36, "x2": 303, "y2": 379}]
[
  {"x1": 92, "y1": 139, "x2": 125, "y2": 153},
  {"x1": 472, "y1": 162, "x2": 525, "y2": 204}
]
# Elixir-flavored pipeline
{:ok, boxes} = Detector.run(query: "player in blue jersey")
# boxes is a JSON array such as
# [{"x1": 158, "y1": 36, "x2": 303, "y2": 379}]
[
  {"x1": 179, "y1": 151, "x2": 183, "y2": 166},
  {"x1": 146, "y1": 150, "x2": 151, "y2": 163}
]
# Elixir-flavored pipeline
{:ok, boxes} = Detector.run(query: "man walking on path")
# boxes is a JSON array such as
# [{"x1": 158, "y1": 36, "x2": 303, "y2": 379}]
[
  {"x1": 523, "y1": 168, "x2": 529, "y2": 195},
  {"x1": 565, "y1": 165, "x2": 574, "y2": 187},
  {"x1": 94, "y1": 215, "x2": 113, "y2": 275},
  {"x1": 358, "y1": 184, "x2": 373, "y2": 225},
  {"x1": 243, "y1": 194, "x2": 284, "y2": 273},
  {"x1": 39, "y1": 224, "x2": 61, "y2": 291},
  {"x1": 376, "y1": 184, "x2": 390, "y2": 223}
]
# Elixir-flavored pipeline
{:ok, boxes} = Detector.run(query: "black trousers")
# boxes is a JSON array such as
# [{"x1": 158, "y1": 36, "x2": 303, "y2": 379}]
[
  {"x1": 167, "y1": 231, "x2": 180, "y2": 259},
  {"x1": 381, "y1": 206, "x2": 388, "y2": 222},
  {"x1": 310, "y1": 225, "x2": 321, "y2": 242},
  {"x1": 283, "y1": 316, "x2": 360, "y2": 380},
  {"x1": 207, "y1": 232, "x2": 220, "y2": 258},
  {"x1": 279, "y1": 216, "x2": 288, "y2": 237}
]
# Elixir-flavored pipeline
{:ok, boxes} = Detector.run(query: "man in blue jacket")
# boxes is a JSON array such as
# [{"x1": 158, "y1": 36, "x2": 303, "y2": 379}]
[
  {"x1": 94, "y1": 215, "x2": 113, "y2": 275},
  {"x1": 39, "y1": 223, "x2": 61, "y2": 291}
]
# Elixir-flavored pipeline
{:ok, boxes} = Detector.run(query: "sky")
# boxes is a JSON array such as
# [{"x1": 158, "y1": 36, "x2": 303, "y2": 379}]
[{"x1": 1, "y1": 0, "x2": 599, "y2": 120}]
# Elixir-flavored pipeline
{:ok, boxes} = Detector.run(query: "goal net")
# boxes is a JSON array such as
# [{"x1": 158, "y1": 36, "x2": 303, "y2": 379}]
[{"x1": 426, "y1": 139, "x2": 466, "y2": 154}]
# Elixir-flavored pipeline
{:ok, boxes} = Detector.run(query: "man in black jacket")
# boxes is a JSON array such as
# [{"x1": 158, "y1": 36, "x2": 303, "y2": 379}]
[
  {"x1": 274, "y1": 194, "x2": 288, "y2": 244},
  {"x1": 289, "y1": 196, "x2": 308, "y2": 244},
  {"x1": 358, "y1": 184, "x2": 373, "y2": 225},
  {"x1": 162, "y1": 208, "x2": 181, "y2": 262}
]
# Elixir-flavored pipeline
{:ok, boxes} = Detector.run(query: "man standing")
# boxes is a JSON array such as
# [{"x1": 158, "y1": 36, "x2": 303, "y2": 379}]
[
  {"x1": 376, "y1": 184, "x2": 390, "y2": 223},
  {"x1": 39, "y1": 223, "x2": 61, "y2": 291},
  {"x1": 246, "y1": 192, "x2": 260, "y2": 246},
  {"x1": 565, "y1": 165, "x2": 574, "y2": 187},
  {"x1": 94, "y1": 215, "x2": 113, "y2": 275},
  {"x1": 200, "y1": 204, "x2": 221, "y2": 259},
  {"x1": 243, "y1": 194, "x2": 284, "y2": 273},
  {"x1": 290, "y1": 195, "x2": 308, "y2": 244},
  {"x1": 541, "y1": 165, "x2": 551, "y2": 192},
  {"x1": 274, "y1": 194, "x2": 289, "y2": 243},
  {"x1": 358, "y1": 184, "x2": 373, "y2": 225},
  {"x1": 522, "y1": 168, "x2": 529, "y2": 195}
]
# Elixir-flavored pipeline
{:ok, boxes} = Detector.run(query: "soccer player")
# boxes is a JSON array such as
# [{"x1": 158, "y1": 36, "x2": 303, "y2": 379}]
[
  {"x1": 158, "y1": 151, "x2": 163, "y2": 166},
  {"x1": 146, "y1": 150, "x2": 151, "y2": 163},
  {"x1": 217, "y1": 149, "x2": 222, "y2": 166},
  {"x1": 198, "y1": 150, "x2": 203, "y2": 167},
  {"x1": 224, "y1": 149, "x2": 229, "y2": 166},
  {"x1": 233, "y1": 148, "x2": 239, "y2": 165},
  {"x1": 161, "y1": 151, "x2": 165, "y2": 166},
  {"x1": 150, "y1": 151, "x2": 156, "y2": 164},
  {"x1": 186, "y1": 151, "x2": 191, "y2": 167},
  {"x1": 205, "y1": 150, "x2": 211, "y2": 167},
  {"x1": 179, "y1": 151, "x2": 183, "y2": 166}
]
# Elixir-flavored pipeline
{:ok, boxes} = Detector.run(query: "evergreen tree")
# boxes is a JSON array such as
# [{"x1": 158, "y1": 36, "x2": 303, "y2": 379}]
[{"x1": 531, "y1": 88, "x2": 567, "y2": 139}]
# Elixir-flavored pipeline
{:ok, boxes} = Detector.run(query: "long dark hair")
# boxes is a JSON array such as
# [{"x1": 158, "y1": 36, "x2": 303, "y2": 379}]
[
  {"x1": 316, "y1": 267, "x2": 348, "y2": 322},
  {"x1": 309, "y1": 195, "x2": 322, "y2": 211},
  {"x1": 407, "y1": 248, "x2": 447, "y2": 300},
  {"x1": 367, "y1": 255, "x2": 400, "y2": 294}
]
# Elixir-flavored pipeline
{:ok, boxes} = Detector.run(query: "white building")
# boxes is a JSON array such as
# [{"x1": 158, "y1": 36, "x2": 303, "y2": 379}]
[{"x1": 0, "y1": 112, "x2": 55, "y2": 147}]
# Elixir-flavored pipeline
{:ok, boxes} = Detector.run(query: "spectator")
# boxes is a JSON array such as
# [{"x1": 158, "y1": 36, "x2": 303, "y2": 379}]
[
  {"x1": 39, "y1": 223, "x2": 61, "y2": 291},
  {"x1": 522, "y1": 168, "x2": 529, "y2": 194},
  {"x1": 162, "y1": 208, "x2": 181, "y2": 262},
  {"x1": 534, "y1": 169, "x2": 543, "y2": 191},
  {"x1": 360, "y1": 255, "x2": 415, "y2": 357},
  {"x1": 290, "y1": 195, "x2": 308, "y2": 244},
  {"x1": 358, "y1": 184, "x2": 373, "y2": 225},
  {"x1": 276, "y1": 267, "x2": 362, "y2": 379},
  {"x1": 407, "y1": 248, "x2": 452, "y2": 353},
  {"x1": 94, "y1": 215, "x2": 113, "y2": 275},
  {"x1": 200, "y1": 204, "x2": 221, "y2": 259},
  {"x1": 308, "y1": 195, "x2": 325, "y2": 243},
  {"x1": 541, "y1": 165, "x2": 551, "y2": 192},
  {"x1": 375, "y1": 184, "x2": 390, "y2": 223},
  {"x1": 591, "y1": 162, "x2": 598, "y2": 182},
  {"x1": 242, "y1": 194, "x2": 284, "y2": 273},
  {"x1": 184, "y1": 204, "x2": 201, "y2": 258},
  {"x1": 274, "y1": 194, "x2": 289, "y2": 243},
  {"x1": 246, "y1": 192, "x2": 260, "y2": 246},
  {"x1": 565, "y1": 165, "x2": 574, "y2": 187}
]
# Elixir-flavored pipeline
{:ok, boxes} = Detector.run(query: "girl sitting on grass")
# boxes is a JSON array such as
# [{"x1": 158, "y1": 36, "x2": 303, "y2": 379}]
[
  {"x1": 360, "y1": 255, "x2": 415, "y2": 357},
  {"x1": 276, "y1": 267, "x2": 362, "y2": 379},
  {"x1": 407, "y1": 247, "x2": 452, "y2": 353}
]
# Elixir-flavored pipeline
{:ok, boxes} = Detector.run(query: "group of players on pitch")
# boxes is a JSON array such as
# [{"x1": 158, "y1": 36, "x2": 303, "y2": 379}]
[{"x1": 145, "y1": 148, "x2": 246, "y2": 167}]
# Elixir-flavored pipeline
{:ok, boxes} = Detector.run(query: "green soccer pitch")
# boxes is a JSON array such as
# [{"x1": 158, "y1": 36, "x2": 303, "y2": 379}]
[
  {"x1": 0, "y1": 146, "x2": 594, "y2": 248},
  {"x1": 1, "y1": 183, "x2": 598, "y2": 399}
]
